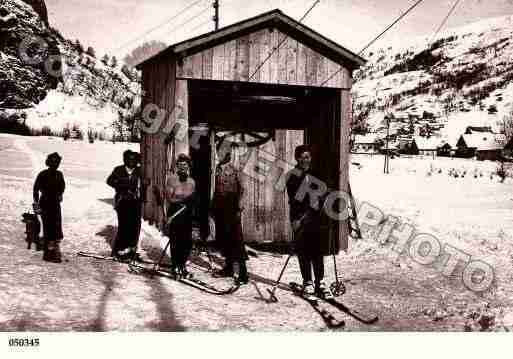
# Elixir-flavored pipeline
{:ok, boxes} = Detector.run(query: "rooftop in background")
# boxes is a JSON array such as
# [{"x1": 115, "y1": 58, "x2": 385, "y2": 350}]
[
  {"x1": 458, "y1": 133, "x2": 506, "y2": 151},
  {"x1": 413, "y1": 136, "x2": 444, "y2": 150}
]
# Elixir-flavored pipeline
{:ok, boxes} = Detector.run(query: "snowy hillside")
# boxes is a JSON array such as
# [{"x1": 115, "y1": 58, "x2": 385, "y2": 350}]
[
  {"x1": 25, "y1": 39, "x2": 142, "y2": 138},
  {"x1": 353, "y1": 15, "x2": 513, "y2": 145},
  {"x1": 0, "y1": 0, "x2": 141, "y2": 140}
]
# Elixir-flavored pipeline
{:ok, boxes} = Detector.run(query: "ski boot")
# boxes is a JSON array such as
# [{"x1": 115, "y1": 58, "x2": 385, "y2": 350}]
[
  {"x1": 178, "y1": 266, "x2": 193, "y2": 280},
  {"x1": 214, "y1": 265, "x2": 234, "y2": 278},
  {"x1": 302, "y1": 281, "x2": 316, "y2": 300},
  {"x1": 236, "y1": 261, "x2": 249, "y2": 285},
  {"x1": 316, "y1": 281, "x2": 334, "y2": 299},
  {"x1": 43, "y1": 240, "x2": 62, "y2": 263}
]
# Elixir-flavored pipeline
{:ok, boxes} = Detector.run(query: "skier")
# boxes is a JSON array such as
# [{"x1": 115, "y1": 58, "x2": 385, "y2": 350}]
[
  {"x1": 286, "y1": 145, "x2": 334, "y2": 299},
  {"x1": 33, "y1": 152, "x2": 65, "y2": 263},
  {"x1": 212, "y1": 144, "x2": 248, "y2": 284},
  {"x1": 164, "y1": 153, "x2": 196, "y2": 277},
  {"x1": 107, "y1": 150, "x2": 144, "y2": 261}
]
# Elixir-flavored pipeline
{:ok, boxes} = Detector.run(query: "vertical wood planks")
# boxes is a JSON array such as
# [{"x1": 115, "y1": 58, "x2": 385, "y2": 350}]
[
  {"x1": 182, "y1": 55, "x2": 193, "y2": 78},
  {"x1": 174, "y1": 79, "x2": 189, "y2": 156},
  {"x1": 212, "y1": 43, "x2": 225, "y2": 80},
  {"x1": 277, "y1": 30, "x2": 288, "y2": 84},
  {"x1": 202, "y1": 48, "x2": 213, "y2": 80},
  {"x1": 173, "y1": 28, "x2": 350, "y2": 89},
  {"x1": 236, "y1": 35, "x2": 250, "y2": 82},
  {"x1": 296, "y1": 42, "x2": 307, "y2": 86},
  {"x1": 259, "y1": 29, "x2": 271, "y2": 83},
  {"x1": 225, "y1": 39, "x2": 237, "y2": 81},
  {"x1": 286, "y1": 37, "x2": 298, "y2": 84},
  {"x1": 306, "y1": 46, "x2": 318, "y2": 87},
  {"x1": 248, "y1": 31, "x2": 261, "y2": 82},
  {"x1": 268, "y1": 28, "x2": 279, "y2": 84},
  {"x1": 191, "y1": 52, "x2": 203, "y2": 79}
]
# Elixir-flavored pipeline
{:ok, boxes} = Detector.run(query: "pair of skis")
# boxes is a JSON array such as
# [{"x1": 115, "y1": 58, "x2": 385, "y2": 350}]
[
  {"x1": 288, "y1": 282, "x2": 378, "y2": 329},
  {"x1": 127, "y1": 260, "x2": 240, "y2": 295},
  {"x1": 77, "y1": 251, "x2": 240, "y2": 295}
]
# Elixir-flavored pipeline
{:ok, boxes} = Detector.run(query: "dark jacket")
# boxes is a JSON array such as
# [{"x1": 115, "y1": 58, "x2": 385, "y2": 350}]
[
  {"x1": 285, "y1": 167, "x2": 323, "y2": 223},
  {"x1": 286, "y1": 166, "x2": 338, "y2": 256},
  {"x1": 33, "y1": 169, "x2": 65, "y2": 206},
  {"x1": 106, "y1": 165, "x2": 144, "y2": 209}
]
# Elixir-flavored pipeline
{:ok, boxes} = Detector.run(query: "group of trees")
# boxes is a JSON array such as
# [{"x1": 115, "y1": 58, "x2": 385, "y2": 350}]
[
  {"x1": 101, "y1": 54, "x2": 118, "y2": 68},
  {"x1": 123, "y1": 40, "x2": 166, "y2": 68}
]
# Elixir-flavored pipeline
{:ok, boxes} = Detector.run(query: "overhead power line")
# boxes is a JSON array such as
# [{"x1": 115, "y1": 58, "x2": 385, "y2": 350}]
[
  {"x1": 164, "y1": 6, "x2": 212, "y2": 38},
  {"x1": 358, "y1": 0, "x2": 425, "y2": 56},
  {"x1": 248, "y1": 0, "x2": 321, "y2": 81},
  {"x1": 113, "y1": 0, "x2": 206, "y2": 54},
  {"x1": 429, "y1": 0, "x2": 463, "y2": 46},
  {"x1": 319, "y1": 0, "x2": 425, "y2": 87},
  {"x1": 188, "y1": 18, "x2": 213, "y2": 34}
]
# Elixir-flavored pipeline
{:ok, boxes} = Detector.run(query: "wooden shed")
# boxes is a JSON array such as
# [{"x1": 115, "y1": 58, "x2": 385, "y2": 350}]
[{"x1": 136, "y1": 9, "x2": 365, "y2": 250}]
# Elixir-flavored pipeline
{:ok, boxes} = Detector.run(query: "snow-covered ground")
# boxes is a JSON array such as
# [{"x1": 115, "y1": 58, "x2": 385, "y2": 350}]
[
  {"x1": 1, "y1": 134, "x2": 512, "y2": 331},
  {"x1": 25, "y1": 90, "x2": 120, "y2": 139}
]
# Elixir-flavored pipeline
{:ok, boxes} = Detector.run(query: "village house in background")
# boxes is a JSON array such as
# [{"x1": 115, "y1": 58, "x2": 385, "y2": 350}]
[
  {"x1": 352, "y1": 133, "x2": 380, "y2": 154},
  {"x1": 410, "y1": 136, "x2": 443, "y2": 158},
  {"x1": 504, "y1": 137, "x2": 513, "y2": 158},
  {"x1": 456, "y1": 126, "x2": 506, "y2": 161}
]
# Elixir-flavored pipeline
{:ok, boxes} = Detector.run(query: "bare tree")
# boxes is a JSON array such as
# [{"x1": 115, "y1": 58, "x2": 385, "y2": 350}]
[{"x1": 123, "y1": 40, "x2": 167, "y2": 68}]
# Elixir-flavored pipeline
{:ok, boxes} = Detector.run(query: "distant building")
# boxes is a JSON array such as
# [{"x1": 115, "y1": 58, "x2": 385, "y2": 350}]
[
  {"x1": 464, "y1": 126, "x2": 493, "y2": 134},
  {"x1": 411, "y1": 136, "x2": 443, "y2": 158},
  {"x1": 503, "y1": 137, "x2": 513, "y2": 159},
  {"x1": 455, "y1": 133, "x2": 505, "y2": 160},
  {"x1": 352, "y1": 133, "x2": 380, "y2": 154},
  {"x1": 397, "y1": 135, "x2": 414, "y2": 153},
  {"x1": 437, "y1": 142, "x2": 453, "y2": 157}
]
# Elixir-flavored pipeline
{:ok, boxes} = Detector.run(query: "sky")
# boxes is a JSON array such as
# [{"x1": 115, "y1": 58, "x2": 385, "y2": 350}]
[{"x1": 44, "y1": 0, "x2": 513, "y2": 60}]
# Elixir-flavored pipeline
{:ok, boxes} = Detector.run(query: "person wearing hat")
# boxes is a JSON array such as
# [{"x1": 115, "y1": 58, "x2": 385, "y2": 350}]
[
  {"x1": 285, "y1": 145, "x2": 334, "y2": 299},
  {"x1": 164, "y1": 153, "x2": 196, "y2": 277},
  {"x1": 33, "y1": 152, "x2": 66, "y2": 263},
  {"x1": 107, "y1": 150, "x2": 144, "y2": 261}
]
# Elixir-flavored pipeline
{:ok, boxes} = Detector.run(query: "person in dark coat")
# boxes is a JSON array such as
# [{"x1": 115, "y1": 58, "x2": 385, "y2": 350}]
[
  {"x1": 164, "y1": 154, "x2": 195, "y2": 277},
  {"x1": 286, "y1": 145, "x2": 334, "y2": 299},
  {"x1": 212, "y1": 146, "x2": 248, "y2": 284},
  {"x1": 33, "y1": 152, "x2": 65, "y2": 263},
  {"x1": 107, "y1": 150, "x2": 144, "y2": 261}
]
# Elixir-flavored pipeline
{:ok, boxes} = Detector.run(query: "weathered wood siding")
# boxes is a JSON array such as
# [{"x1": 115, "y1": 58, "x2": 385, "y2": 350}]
[
  {"x1": 177, "y1": 28, "x2": 348, "y2": 89},
  {"x1": 140, "y1": 58, "x2": 178, "y2": 225}
]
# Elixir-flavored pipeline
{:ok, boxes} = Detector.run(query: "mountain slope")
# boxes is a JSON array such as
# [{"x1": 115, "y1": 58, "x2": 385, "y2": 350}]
[
  {"x1": 0, "y1": 0, "x2": 60, "y2": 108},
  {"x1": 0, "y1": 0, "x2": 141, "y2": 139},
  {"x1": 353, "y1": 15, "x2": 513, "y2": 145}
]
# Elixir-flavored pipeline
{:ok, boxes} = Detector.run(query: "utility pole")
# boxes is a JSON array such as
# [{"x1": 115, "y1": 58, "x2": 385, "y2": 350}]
[
  {"x1": 384, "y1": 115, "x2": 390, "y2": 174},
  {"x1": 213, "y1": 0, "x2": 219, "y2": 30}
]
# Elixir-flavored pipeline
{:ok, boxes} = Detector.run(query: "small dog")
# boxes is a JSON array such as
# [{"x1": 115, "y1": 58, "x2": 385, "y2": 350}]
[{"x1": 21, "y1": 212, "x2": 43, "y2": 251}]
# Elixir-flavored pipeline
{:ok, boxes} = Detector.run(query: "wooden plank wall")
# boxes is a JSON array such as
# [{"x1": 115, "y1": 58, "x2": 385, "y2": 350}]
[
  {"x1": 140, "y1": 59, "x2": 177, "y2": 226},
  {"x1": 339, "y1": 68, "x2": 352, "y2": 251},
  {"x1": 231, "y1": 131, "x2": 303, "y2": 243},
  {"x1": 176, "y1": 28, "x2": 348, "y2": 89}
]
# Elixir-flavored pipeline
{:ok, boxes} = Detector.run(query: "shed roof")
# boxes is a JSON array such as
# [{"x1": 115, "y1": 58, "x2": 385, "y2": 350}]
[
  {"x1": 458, "y1": 133, "x2": 506, "y2": 151},
  {"x1": 412, "y1": 136, "x2": 443, "y2": 150},
  {"x1": 136, "y1": 9, "x2": 366, "y2": 70},
  {"x1": 354, "y1": 134, "x2": 378, "y2": 144}
]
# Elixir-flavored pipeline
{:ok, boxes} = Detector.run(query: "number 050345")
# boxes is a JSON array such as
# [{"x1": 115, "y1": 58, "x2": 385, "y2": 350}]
[{"x1": 8, "y1": 338, "x2": 40, "y2": 347}]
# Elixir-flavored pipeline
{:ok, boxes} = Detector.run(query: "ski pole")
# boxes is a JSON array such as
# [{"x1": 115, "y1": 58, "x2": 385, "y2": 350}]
[
  {"x1": 330, "y1": 254, "x2": 346, "y2": 297},
  {"x1": 154, "y1": 204, "x2": 187, "y2": 270},
  {"x1": 266, "y1": 253, "x2": 293, "y2": 303}
]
